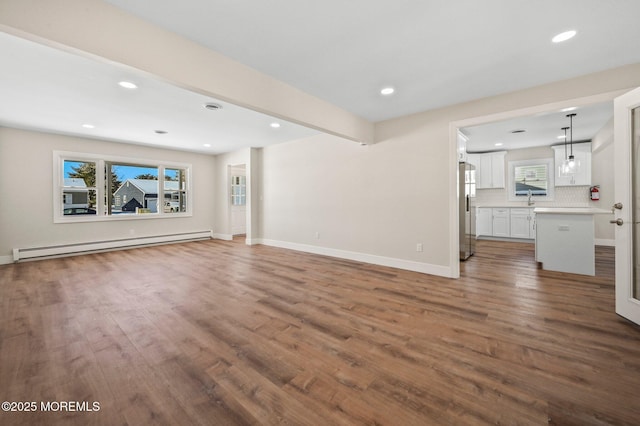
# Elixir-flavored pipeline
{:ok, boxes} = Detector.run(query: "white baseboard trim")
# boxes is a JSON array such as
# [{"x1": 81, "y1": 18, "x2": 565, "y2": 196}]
[
  {"x1": 595, "y1": 239, "x2": 615, "y2": 247},
  {"x1": 0, "y1": 255, "x2": 12, "y2": 265},
  {"x1": 257, "y1": 239, "x2": 453, "y2": 278},
  {"x1": 12, "y1": 230, "x2": 212, "y2": 262},
  {"x1": 212, "y1": 233, "x2": 233, "y2": 241}
]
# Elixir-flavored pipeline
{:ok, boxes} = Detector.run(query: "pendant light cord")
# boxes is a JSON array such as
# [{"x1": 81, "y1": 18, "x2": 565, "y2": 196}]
[{"x1": 567, "y1": 113, "x2": 576, "y2": 157}]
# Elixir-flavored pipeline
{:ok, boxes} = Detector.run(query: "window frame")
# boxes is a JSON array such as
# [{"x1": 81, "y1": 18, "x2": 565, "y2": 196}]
[
  {"x1": 507, "y1": 158, "x2": 555, "y2": 202},
  {"x1": 53, "y1": 151, "x2": 192, "y2": 223}
]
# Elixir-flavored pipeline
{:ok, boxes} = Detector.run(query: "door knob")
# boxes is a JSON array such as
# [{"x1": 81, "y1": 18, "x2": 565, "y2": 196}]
[
  {"x1": 613, "y1": 202, "x2": 623, "y2": 210},
  {"x1": 610, "y1": 218, "x2": 624, "y2": 226}
]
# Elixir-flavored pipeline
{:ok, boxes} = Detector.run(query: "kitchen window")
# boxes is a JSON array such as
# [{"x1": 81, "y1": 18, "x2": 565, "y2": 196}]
[
  {"x1": 54, "y1": 151, "x2": 192, "y2": 222},
  {"x1": 508, "y1": 158, "x2": 555, "y2": 202}
]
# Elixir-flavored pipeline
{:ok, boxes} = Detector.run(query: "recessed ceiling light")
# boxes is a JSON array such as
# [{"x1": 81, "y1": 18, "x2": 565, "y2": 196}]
[
  {"x1": 561, "y1": 106, "x2": 577, "y2": 112},
  {"x1": 204, "y1": 102, "x2": 223, "y2": 110},
  {"x1": 557, "y1": 135, "x2": 566, "y2": 139},
  {"x1": 552, "y1": 30, "x2": 577, "y2": 43},
  {"x1": 270, "y1": 122, "x2": 281, "y2": 128},
  {"x1": 203, "y1": 143, "x2": 211, "y2": 147},
  {"x1": 118, "y1": 81, "x2": 138, "y2": 89},
  {"x1": 495, "y1": 142, "x2": 504, "y2": 147},
  {"x1": 380, "y1": 87, "x2": 395, "y2": 96},
  {"x1": 154, "y1": 130, "x2": 167, "y2": 134},
  {"x1": 82, "y1": 123, "x2": 95, "y2": 129}
]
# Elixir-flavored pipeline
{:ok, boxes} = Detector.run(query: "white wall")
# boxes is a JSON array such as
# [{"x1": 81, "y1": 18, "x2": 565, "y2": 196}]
[
  {"x1": 259, "y1": 132, "x2": 451, "y2": 276},
  {"x1": 0, "y1": 127, "x2": 216, "y2": 262}
]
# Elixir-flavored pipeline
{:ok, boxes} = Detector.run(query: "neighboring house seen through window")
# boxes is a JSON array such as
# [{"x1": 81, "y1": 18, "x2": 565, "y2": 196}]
[{"x1": 54, "y1": 152, "x2": 192, "y2": 222}]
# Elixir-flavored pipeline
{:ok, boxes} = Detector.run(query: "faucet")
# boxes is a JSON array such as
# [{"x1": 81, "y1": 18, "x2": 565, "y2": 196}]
[{"x1": 527, "y1": 189, "x2": 535, "y2": 206}]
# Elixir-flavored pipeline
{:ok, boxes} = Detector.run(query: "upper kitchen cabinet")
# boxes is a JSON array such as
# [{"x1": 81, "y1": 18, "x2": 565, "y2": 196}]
[
  {"x1": 552, "y1": 142, "x2": 591, "y2": 186},
  {"x1": 457, "y1": 131, "x2": 468, "y2": 162},
  {"x1": 468, "y1": 151, "x2": 506, "y2": 189}
]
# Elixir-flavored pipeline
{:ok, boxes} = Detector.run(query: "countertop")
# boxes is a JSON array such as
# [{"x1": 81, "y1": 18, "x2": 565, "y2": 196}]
[
  {"x1": 533, "y1": 207, "x2": 612, "y2": 215},
  {"x1": 476, "y1": 205, "x2": 536, "y2": 208}
]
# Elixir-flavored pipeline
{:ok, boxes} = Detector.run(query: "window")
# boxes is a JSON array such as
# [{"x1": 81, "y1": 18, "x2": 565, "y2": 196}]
[
  {"x1": 54, "y1": 151, "x2": 192, "y2": 222},
  {"x1": 508, "y1": 158, "x2": 554, "y2": 202},
  {"x1": 107, "y1": 163, "x2": 158, "y2": 214},
  {"x1": 62, "y1": 160, "x2": 97, "y2": 216},
  {"x1": 164, "y1": 168, "x2": 187, "y2": 213},
  {"x1": 514, "y1": 164, "x2": 548, "y2": 196}
]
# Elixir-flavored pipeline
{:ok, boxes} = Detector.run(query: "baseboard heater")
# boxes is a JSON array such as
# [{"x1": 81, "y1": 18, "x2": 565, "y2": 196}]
[{"x1": 12, "y1": 230, "x2": 212, "y2": 262}]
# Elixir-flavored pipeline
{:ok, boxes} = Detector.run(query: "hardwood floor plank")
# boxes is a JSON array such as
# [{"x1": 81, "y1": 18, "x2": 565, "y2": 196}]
[{"x1": 1, "y1": 238, "x2": 639, "y2": 425}]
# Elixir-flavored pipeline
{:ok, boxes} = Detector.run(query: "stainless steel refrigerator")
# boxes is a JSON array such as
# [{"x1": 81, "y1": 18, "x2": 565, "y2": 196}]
[{"x1": 459, "y1": 162, "x2": 476, "y2": 260}]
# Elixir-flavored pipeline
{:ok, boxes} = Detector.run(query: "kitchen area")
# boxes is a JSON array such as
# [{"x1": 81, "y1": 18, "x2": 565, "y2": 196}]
[{"x1": 458, "y1": 101, "x2": 614, "y2": 276}]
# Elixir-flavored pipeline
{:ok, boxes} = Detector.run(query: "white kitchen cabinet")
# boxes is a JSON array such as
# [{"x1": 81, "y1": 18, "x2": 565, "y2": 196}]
[
  {"x1": 492, "y1": 208, "x2": 510, "y2": 237},
  {"x1": 471, "y1": 151, "x2": 506, "y2": 189},
  {"x1": 476, "y1": 207, "x2": 493, "y2": 237},
  {"x1": 457, "y1": 131, "x2": 468, "y2": 162},
  {"x1": 476, "y1": 207, "x2": 536, "y2": 240},
  {"x1": 467, "y1": 153, "x2": 479, "y2": 169},
  {"x1": 552, "y1": 142, "x2": 591, "y2": 186},
  {"x1": 479, "y1": 155, "x2": 493, "y2": 188},
  {"x1": 510, "y1": 208, "x2": 535, "y2": 239}
]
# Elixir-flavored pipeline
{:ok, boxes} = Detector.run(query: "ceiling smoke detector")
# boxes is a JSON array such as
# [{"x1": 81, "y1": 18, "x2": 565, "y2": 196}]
[{"x1": 204, "y1": 102, "x2": 223, "y2": 111}]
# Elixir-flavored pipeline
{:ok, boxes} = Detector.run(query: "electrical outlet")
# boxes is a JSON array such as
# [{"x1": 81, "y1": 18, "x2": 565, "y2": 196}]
[{"x1": 416, "y1": 243, "x2": 423, "y2": 252}]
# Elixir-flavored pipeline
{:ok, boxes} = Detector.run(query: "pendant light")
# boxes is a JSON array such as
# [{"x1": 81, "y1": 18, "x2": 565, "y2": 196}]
[
  {"x1": 559, "y1": 126, "x2": 570, "y2": 175},
  {"x1": 560, "y1": 113, "x2": 580, "y2": 175}
]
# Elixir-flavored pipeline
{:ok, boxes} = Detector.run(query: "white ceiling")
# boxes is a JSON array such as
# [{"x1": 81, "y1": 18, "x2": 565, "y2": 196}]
[
  {"x1": 0, "y1": 32, "x2": 319, "y2": 155},
  {"x1": 462, "y1": 101, "x2": 613, "y2": 152},
  {"x1": 2, "y1": 1, "x2": 639, "y2": 154}
]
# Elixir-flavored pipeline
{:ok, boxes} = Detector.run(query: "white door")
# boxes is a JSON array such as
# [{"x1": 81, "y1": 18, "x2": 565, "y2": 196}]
[
  {"x1": 230, "y1": 174, "x2": 247, "y2": 235},
  {"x1": 614, "y1": 87, "x2": 640, "y2": 325}
]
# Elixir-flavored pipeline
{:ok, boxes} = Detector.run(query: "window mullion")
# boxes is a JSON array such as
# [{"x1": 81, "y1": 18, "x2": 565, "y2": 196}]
[{"x1": 96, "y1": 159, "x2": 105, "y2": 216}]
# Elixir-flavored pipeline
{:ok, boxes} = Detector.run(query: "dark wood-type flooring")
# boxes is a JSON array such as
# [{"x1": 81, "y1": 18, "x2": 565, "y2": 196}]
[{"x1": 1, "y1": 238, "x2": 639, "y2": 425}]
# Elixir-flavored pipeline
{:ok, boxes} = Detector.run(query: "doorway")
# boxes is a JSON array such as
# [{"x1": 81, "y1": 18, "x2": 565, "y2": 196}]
[{"x1": 449, "y1": 91, "x2": 623, "y2": 278}]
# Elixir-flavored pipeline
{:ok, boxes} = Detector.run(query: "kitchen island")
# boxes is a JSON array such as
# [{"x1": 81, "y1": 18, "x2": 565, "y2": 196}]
[{"x1": 534, "y1": 207, "x2": 612, "y2": 275}]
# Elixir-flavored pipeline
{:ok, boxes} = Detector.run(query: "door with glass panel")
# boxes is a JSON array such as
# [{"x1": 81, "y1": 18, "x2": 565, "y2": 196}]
[
  {"x1": 230, "y1": 172, "x2": 247, "y2": 235},
  {"x1": 614, "y1": 87, "x2": 640, "y2": 325}
]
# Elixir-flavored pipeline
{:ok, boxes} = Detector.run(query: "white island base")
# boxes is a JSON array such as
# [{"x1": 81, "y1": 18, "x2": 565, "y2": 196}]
[{"x1": 534, "y1": 208, "x2": 612, "y2": 276}]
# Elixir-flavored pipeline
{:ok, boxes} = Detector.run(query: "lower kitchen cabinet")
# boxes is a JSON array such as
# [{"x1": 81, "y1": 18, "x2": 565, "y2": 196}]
[
  {"x1": 492, "y1": 208, "x2": 510, "y2": 237},
  {"x1": 510, "y1": 208, "x2": 535, "y2": 239},
  {"x1": 476, "y1": 207, "x2": 535, "y2": 239},
  {"x1": 476, "y1": 207, "x2": 493, "y2": 237}
]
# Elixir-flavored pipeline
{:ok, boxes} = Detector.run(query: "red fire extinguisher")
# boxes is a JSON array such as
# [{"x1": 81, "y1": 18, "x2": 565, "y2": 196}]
[{"x1": 590, "y1": 185, "x2": 600, "y2": 201}]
